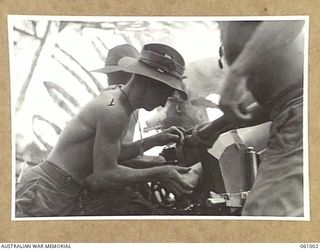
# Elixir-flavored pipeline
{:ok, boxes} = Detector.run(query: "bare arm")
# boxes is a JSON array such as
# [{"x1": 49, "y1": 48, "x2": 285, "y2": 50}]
[
  {"x1": 118, "y1": 126, "x2": 186, "y2": 162},
  {"x1": 228, "y1": 21, "x2": 304, "y2": 76},
  {"x1": 120, "y1": 155, "x2": 166, "y2": 169},
  {"x1": 85, "y1": 107, "x2": 194, "y2": 196},
  {"x1": 219, "y1": 21, "x2": 304, "y2": 120}
]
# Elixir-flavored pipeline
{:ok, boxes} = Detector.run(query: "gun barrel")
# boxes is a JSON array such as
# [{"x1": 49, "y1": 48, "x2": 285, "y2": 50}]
[{"x1": 197, "y1": 116, "x2": 229, "y2": 139}]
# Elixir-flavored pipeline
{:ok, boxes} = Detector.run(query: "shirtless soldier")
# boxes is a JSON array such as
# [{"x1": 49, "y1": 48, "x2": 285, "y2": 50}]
[
  {"x1": 16, "y1": 43, "x2": 194, "y2": 216},
  {"x1": 218, "y1": 21, "x2": 305, "y2": 216},
  {"x1": 92, "y1": 43, "x2": 177, "y2": 168}
]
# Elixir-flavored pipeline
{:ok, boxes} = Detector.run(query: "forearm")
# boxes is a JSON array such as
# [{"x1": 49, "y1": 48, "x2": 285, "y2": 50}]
[
  {"x1": 120, "y1": 155, "x2": 166, "y2": 169},
  {"x1": 86, "y1": 164, "x2": 165, "y2": 191},
  {"x1": 118, "y1": 135, "x2": 160, "y2": 161},
  {"x1": 230, "y1": 21, "x2": 304, "y2": 76}
]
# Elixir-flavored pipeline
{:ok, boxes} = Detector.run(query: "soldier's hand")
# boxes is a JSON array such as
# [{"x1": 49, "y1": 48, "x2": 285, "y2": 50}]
[
  {"x1": 159, "y1": 165, "x2": 194, "y2": 197},
  {"x1": 219, "y1": 69, "x2": 253, "y2": 122},
  {"x1": 154, "y1": 126, "x2": 186, "y2": 146}
]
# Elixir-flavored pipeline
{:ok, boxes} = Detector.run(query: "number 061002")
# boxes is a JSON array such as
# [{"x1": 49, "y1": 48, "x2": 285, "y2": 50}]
[{"x1": 300, "y1": 244, "x2": 319, "y2": 248}]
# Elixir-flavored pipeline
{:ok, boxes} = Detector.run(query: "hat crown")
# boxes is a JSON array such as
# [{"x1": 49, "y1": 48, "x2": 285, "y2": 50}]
[
  {"x1": 117, "y1": 43, "x2": 188, "y2": 101},
  {"x1": 105, "y1": 44, "x2": 139, "y2": 66},
  {"x1": 138, "y1": 43, "x2": 185, "y2": 79}
]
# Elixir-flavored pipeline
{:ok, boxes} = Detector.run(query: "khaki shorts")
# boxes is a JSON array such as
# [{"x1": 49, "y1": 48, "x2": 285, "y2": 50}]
[
  {"x1": 16, "y1": 161, "x2": 159, "y2": 217},
  {"x1": 242, "y1": 96, "x2": 303, "y2": 216}
]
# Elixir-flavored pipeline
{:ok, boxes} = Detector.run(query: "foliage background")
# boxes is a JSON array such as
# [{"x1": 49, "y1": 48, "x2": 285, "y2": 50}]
[
  {"x1": 10, "y1": 17, "x2": 222, "y2": 174},
  {"x1": 1, "y1": 0, "x2": 318, "y2": 244}
]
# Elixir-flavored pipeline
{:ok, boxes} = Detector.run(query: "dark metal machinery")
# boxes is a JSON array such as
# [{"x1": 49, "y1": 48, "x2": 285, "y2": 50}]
[{"x1": 155, "y1": 104, "x2": 270, "y2": 215}]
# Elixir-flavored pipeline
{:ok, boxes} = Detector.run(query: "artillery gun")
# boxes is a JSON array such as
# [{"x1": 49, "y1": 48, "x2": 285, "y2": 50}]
[{"x1": 150, "y1": 103, "x2": 271, "y2": 215}]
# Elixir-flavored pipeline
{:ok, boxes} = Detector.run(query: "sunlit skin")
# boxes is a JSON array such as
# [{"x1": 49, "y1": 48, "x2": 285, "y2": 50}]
[
  {"x1": 105, "y1": 71, "x2": 203, "y2": 188},
  {"x1": 47, "y1": 74, "x2": 195, "y2": 196},
  {"x1": 218, "y1": 21, "x2": 305, "y2": 217},
  {"x1": 219, "y1": 21, "x2": 304, "y2": 122}
]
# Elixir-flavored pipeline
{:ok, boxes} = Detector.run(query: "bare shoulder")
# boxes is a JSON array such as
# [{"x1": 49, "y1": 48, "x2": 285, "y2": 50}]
[{"x1": 86, "y1": 90, "x2": 128, "y2": 136}]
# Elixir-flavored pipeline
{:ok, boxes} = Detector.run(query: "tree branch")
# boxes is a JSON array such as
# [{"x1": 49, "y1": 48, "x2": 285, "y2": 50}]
[
  {"x1": 55, "y1": 44, "x2": 104, "y2": 91},
  {"x1": 51, "y1": 54, "x2": 98, "y2": 97},
  {"x1": 15, "y1": 21, "x2": 52, "y2": 112},
  {"x1": 14, "y1": 27, "x2": 40, "y2": 40}
]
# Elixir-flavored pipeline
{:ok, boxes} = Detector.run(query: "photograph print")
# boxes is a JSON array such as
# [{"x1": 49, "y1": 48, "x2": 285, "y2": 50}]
[{"x1": 9, "y1": 16, "x2": 309, "y2": 219}]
